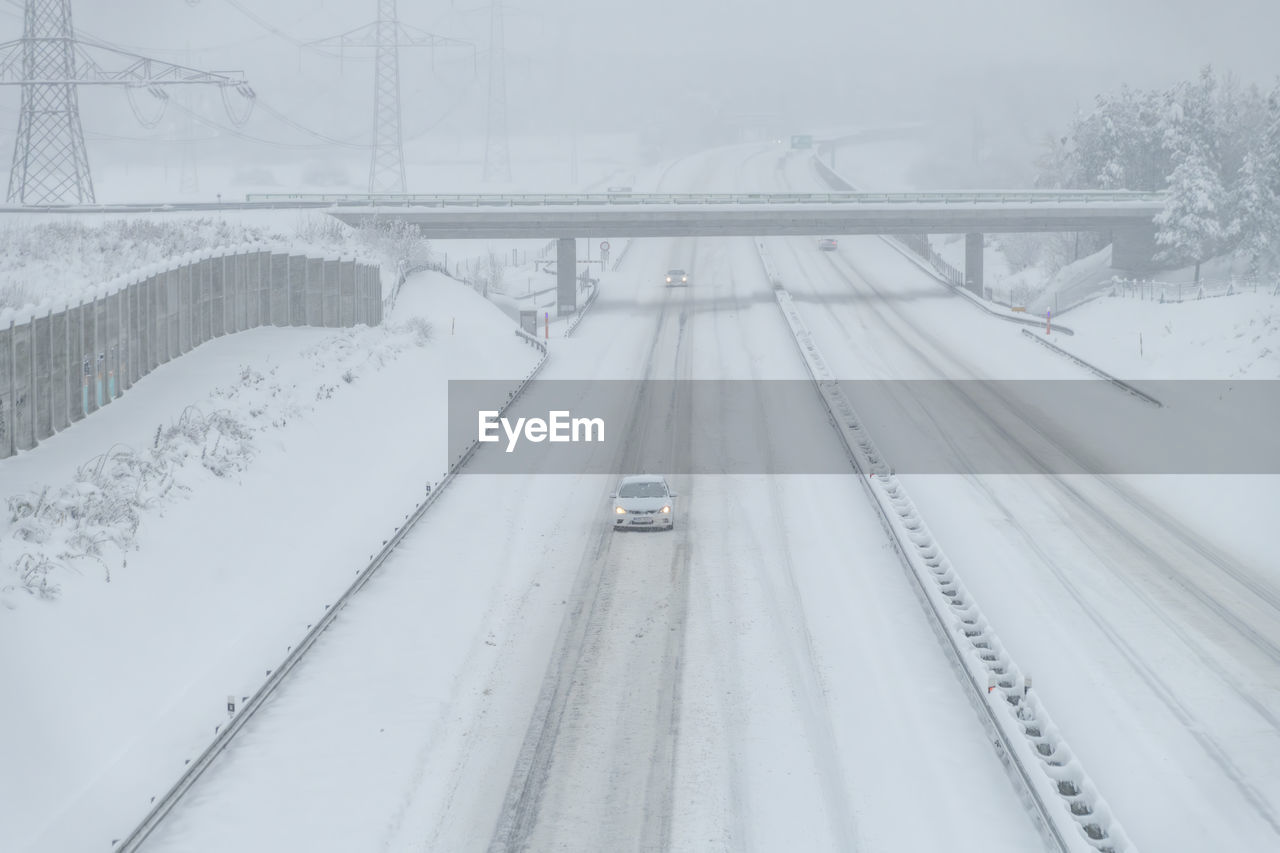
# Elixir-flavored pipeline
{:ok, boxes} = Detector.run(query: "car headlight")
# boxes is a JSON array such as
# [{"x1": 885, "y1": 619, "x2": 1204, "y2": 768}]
[
  {"x1": 666, "y1": 277, "x2": 671, "y2": 282},
  {"x1": 615, "y1": 506, "x2": 627, "y2": 514},
  {"x1": 661, "y1": 505, "x2": 671, "y2": 513}
]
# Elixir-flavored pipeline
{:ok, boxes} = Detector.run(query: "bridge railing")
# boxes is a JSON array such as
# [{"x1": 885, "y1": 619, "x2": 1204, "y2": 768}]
[{"x1": 243, "y1": 190, "x2": 1166, "y2": 207}]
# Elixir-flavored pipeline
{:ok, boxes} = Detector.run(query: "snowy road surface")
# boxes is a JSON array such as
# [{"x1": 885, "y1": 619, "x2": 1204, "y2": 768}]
[
  {"x1": 140, "y1": 148, "x2": 1047, "y2": 851},
  {"x1": 771, "y1": 151, "x2": 1280, "y2": 852}
]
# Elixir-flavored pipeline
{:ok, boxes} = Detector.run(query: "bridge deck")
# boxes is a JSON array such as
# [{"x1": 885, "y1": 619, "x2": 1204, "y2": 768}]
[{"x1": 319, "y1": 192, "x2": 1164, "y2": 239}]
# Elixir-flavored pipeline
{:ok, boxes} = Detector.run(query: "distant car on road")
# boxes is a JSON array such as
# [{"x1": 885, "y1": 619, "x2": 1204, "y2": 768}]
[
  {"x1": 611, "y1": 475, "x2": 676, "y2": 530},
  {"x1": 665, "y1": 268, "x2": 689, "y2": 286},
  {"x1": 818, "y1": 237, "x2": 838, "y2": 251}
]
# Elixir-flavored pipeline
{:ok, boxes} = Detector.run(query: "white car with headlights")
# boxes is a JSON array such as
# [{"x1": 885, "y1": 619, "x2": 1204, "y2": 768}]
[
  {"x1": 610, "y1": 475, "x2": 676, "y2": 530},
  {"x1": 664, "y1": 268, "x2": 689, "y2": 287}
]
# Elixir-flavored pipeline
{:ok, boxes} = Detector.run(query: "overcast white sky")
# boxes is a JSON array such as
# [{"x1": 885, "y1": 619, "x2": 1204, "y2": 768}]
[{"x1": 0, "y1": 0, "x2": 1275, "y2": 180}]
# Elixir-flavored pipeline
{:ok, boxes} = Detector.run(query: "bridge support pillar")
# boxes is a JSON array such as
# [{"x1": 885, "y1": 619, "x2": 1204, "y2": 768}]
[
  {"x1": 557, "y1": 237, "x2": 577, "y2": 315},
  {"x1": 1111, "y1": 222, "x2": 1161, "y2": 273},
  {"x1": 964, "y1": 232, "x2": 983, "y2": 295}
]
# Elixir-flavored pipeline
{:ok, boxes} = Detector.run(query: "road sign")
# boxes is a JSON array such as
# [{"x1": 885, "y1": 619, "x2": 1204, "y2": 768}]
[{"x1": 600, "y1": 241, "x2": 610, "y2": 252}]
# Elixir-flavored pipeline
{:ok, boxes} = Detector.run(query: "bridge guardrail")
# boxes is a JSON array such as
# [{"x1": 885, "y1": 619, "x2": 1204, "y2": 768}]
[{"x1": 244, "y1": 190, "x2": 1167, "y2": 207}]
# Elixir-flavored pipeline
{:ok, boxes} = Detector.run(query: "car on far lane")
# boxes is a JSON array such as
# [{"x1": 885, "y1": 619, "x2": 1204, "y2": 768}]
[
  {"x1": 818, "y1": 237, "x2": 838, "y2": 251},
  {"x1": 610, "y1": 475, "x2": 676, "y2": 531},
  {"x1": 665, "y1": 268, "x2": 689, "y2": 286}
]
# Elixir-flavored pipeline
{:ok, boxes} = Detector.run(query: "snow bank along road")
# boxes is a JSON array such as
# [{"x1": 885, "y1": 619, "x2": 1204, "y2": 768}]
[{"x1": 136, "y1": 147, "x2": 1048, "y2": 852}]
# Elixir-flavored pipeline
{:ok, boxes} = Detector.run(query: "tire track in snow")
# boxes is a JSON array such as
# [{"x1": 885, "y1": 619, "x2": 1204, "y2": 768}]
[
  {"x1": 488, "y1": 244, "x2": 698, "y2": 851},
  {"x1": 827, "y1": 245, "x2": 1280, "y2": 694},
  {"x1": 730, "y1": 237, "x2": 862, "y2": 850}
]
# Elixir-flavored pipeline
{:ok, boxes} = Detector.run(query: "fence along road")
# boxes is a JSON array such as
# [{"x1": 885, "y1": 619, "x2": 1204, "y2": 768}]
[{"x1": 0, "y1": 247, "x2": 382, "y2": 460}]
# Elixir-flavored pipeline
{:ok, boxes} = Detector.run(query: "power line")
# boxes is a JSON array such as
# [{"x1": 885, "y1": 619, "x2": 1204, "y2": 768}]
[
  {"x1": 167, "y1": 100, "x2": 360, "y2": 150},
  {"x1": 483, "y1": 0, "x2": 509, "y2": 182},
  {"x1": 250, "y1": 97, "x2": 367, "y2": 148},
  {"x1": 217, "y1": 0, "x2": 372, "y2": 62}
]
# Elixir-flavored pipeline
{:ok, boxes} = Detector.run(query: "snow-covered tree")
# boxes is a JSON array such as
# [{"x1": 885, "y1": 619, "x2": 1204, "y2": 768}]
[
  {"x1": 1154, "y1": 72, "x2": 1230, "y2": 282},
  {"x1": 1040, "y1": 67, "x2": 1280, "y2": 280},
  {"x1": 1232, "y1": 151, "x2": 1279, "y2": 271},
  {"x1": 1033, "y1": 131, "x2": 1073, "y2": 189},
  {"x1": 1231, "y1": 85, "x2": 1280, "y2": 273},
  {"x1": 475, "y1": 251, "x2": 506, "y2": 297},
  {"x1": 1066, "y1": 85, "x2": 1169, "y2": 192},
  {"x1": 1156, "y1": 144, "x2": 1226, "y2": 282}
]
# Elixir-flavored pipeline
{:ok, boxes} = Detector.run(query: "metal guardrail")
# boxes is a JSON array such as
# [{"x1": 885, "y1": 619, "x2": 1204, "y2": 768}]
[
  {"x1": 1019, "y1": 329, "x2": 1162, "y2": 407},
  {"x1": 246, "y1": 190, "x2": 1167, "y2": 207},
  {"x1": 760, "y1": 237, "x2": 1132, "y2": 852},
  {"x1": 113, "y1": 334, "x2": 549, "y2": 851}
]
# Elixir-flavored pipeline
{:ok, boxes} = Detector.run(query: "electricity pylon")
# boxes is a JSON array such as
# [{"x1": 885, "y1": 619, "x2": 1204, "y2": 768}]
[
  {"x1": 178, "y1": 46, "x2": 199, "y2": 195},
  {"x1": 482, "y1": 0, "x2": 510, "y2": 183},
  {"x1": 307, "y1": 1, "x2": 475, "y2": 194},
  {"x1": 0, "y1": 0, "x2": 253, "y2": 205}
]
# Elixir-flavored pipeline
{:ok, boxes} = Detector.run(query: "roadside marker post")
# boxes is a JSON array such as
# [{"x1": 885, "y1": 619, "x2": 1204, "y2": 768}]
[
  {"x1": 545, "y1": 311, "x2": 549, "y2": 339},
  {"x1": 1046, "y1": 308, "x2": 1052, "y2": 335}
]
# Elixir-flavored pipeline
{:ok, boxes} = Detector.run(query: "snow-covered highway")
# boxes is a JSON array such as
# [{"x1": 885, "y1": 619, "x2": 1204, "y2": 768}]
[
  {"x1": 4, "y1": 142, "x2": 1276, "y2": 853},
  {"x1": 134, "y1": 147, "x2": 1050, "y2": 852}
]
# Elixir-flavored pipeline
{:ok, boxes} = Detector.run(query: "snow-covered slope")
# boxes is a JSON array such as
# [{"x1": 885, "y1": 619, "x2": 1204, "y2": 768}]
[{"x1": 0, "y1": 271, "x2": 537, "y2": 852}]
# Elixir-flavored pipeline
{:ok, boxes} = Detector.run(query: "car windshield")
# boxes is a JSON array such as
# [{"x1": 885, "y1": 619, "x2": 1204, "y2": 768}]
[
  {"x1": 667, "y1": 270, "x2": 685, "y2": 276},
  {"x1": 618, "y1": 481, "x2": 667, "y2": 498}
]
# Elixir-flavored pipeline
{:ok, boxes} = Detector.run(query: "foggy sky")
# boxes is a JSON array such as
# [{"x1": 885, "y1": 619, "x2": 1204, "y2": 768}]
[{"x1": 1, "y1": 0, "x2": 1275, "y2": 174}]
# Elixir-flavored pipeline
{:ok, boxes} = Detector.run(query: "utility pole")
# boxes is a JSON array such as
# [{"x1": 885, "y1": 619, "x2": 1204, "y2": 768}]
[
  {"x1": 0, "y1": 0, "x2": 253, "y2": 205},
  {"x1": 371, "y1": 0, "x2": 405, "y2": 193},
  {"x1": 482, "y1": 0, "x2": 510, "y2": 183},
  {"x1": 307, "y1": 1, "x2": 475, "y2": 194}
]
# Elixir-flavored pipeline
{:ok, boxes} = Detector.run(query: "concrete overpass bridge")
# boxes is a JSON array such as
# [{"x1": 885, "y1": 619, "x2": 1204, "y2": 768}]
[{"x1": 305, "y1": 190, "x2": 1165, "y2": 313}]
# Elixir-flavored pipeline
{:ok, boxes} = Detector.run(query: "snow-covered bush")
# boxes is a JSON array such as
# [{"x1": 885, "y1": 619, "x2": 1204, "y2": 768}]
[
  {"x1": 473, "y1": 250, "x2": 507, "y2": 297},
  {"x1": 0, "y1": 214, "x2": 432, "y2": 315},
  {"x1": 400, "y1": 316, "x2": 433, "y2": 346},
  {"x1": 0, "y1": 218, "x2": 284, "y2": 312},
  {"x1": 1, "y1": 317, "x2": 434, "y2": 607}
]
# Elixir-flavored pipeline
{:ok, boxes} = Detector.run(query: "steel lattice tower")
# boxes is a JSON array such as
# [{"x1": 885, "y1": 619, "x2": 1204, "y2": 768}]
[
  {"x1": 308, "y1": 2, "x2": 473, "y2": 195},
  {"x1": 178, "y1": 46, "x2": 198, "y2": 195},
  {"x1": 369, "y1": 0, "x2": 406, "y2": 193},
  {"x1": 482, "y1": 0, "x2": 510, "y2": 183},
  {"x1": 8, "y1": 0, "x2": 93, "y2": 204},
  {"x1": 0, "y1": 0, "x2": 252, "y2": 205}
]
